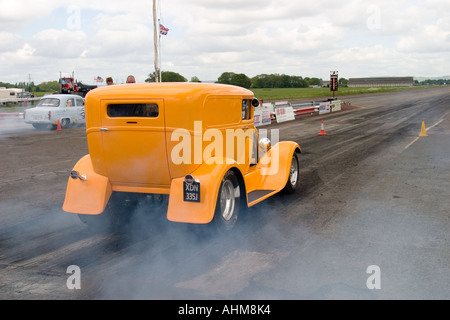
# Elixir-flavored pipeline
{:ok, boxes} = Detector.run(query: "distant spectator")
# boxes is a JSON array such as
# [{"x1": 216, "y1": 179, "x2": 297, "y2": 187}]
[
  {"x1": 126, "y1": 75, "x2": 136, "y2": 84},
  {"x1": 106, "y1": 77, "x2": 114, "y2": 85}
]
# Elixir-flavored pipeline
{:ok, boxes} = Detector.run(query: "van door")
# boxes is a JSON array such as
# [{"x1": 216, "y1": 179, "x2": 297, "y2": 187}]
[{"x1": 99, "y1": 99, "x2": 171, "y2": 187}]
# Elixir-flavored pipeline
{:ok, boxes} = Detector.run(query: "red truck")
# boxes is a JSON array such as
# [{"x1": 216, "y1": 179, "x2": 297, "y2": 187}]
[{"x1": 59, "y1": 72, "x2": 97, "y2": 97}]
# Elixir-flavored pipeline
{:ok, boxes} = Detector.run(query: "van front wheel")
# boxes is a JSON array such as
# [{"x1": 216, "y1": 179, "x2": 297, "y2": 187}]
[
  {"x1": 283, "y1": 152, "x2": 299, "y2": 193},
  {"x1": 213, "y1": 170, "x2": 240, "y2": 231}
]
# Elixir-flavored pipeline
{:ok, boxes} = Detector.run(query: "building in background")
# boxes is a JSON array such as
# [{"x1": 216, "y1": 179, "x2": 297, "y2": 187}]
[
  {"x1": 348, "y1": 77, "x2": 414, "y2": 87},
  {"x1": 0, "y1": 87, "x2": 22, "y2": 99}
]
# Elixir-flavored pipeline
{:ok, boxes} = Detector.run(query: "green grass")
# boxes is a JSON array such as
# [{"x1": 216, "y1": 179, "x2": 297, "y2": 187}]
[
  {"x1": 31, "y1": 91, "x2": 53, "y2": 97},
  {"x1": 251, "y1": 86, "x2": 424, "y2": 101}
]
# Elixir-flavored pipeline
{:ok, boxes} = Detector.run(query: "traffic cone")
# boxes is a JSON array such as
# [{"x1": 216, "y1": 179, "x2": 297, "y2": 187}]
[
  {"x1": 419, "y1": 121, "x2": 427, "y2": 137},
  {"x1": 318, "y1": 120, "x2": 327, "y2": 136},
  {"x1": 56, "y1": 119, "x2": 62, "y2": 131}
]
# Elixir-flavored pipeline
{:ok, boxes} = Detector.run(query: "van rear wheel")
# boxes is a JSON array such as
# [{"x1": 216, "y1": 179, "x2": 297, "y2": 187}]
[
  {"x1": 78, "y1": 192, "x2": 137, "y2": 231},
  {"x1": 213, "y1": 170, "x2": 240, "y2": 231}
]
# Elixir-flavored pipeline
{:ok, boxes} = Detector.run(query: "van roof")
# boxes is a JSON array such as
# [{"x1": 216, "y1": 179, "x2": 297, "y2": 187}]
[{"x1": 86, "y1": 82, "x2": 254, "y2": 100}]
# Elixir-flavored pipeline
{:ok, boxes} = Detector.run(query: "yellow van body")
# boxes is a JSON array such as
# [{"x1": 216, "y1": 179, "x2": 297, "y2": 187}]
[{"x1": 63, "y1": 83, "x2": 301, "y2": 227}]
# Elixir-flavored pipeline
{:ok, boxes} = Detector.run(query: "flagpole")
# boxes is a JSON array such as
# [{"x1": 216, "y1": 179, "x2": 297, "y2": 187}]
[
  {"x1": 159, "y1": 18, "x2": 162, "y2": 82},
  {"x1": 153, "y1": 0, "x2": 160, "y2": 82}
]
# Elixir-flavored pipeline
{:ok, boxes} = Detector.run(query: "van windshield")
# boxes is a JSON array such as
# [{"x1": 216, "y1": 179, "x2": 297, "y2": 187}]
[{"x1": 37, "y1": 98, "x2": 60, "y2": 107}]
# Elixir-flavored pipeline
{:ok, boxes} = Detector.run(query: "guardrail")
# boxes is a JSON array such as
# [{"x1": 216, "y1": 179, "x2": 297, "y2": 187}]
[
  {"x1": 290, "y1": 101, "x2": 315, "y2": 108},
  {"x1": 0, "y1": 113, "x2": 23, "y2": 119},
  {"x1": 0, "y1": 97, "x2": 40, "y2": 104},
  {"x1": 267, "y1": 98, "x2": 341, "y2": 122},
  {"x1": 294, "y1": 106, "x2": 316, "y2": 116}
]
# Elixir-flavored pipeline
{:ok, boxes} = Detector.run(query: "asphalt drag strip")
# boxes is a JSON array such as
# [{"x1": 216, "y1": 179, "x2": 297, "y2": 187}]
[
  {"x1": 241, "y1": 108, "x2": 449, "y2": 299},
  {"x1": 0, "y1": 87, "x2": 449, "y2": 300}
]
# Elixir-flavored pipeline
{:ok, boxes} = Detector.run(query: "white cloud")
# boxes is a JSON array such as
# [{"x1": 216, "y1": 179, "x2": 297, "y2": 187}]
[
  {"x1": 1, "y1": 0, "x2": 450, "y2": 84},
  {"x1": 397, "y1": 21, "x2": 450, "y2": 53},
  {"x1": 0, "y1": 0, "x2": 61, "y2": 31},
  {"x1": 2, "y1": 43, "x2": 36, "y2": 64},
  {"x1": 86, "y1": 13, "x2": 152, "y2": 58},
  {"x1": 31, "y1": 29, "x2": 88, "y2": 59},
  {"x1": 0, "y1": 31, "x2": 24, "y2": 52}
]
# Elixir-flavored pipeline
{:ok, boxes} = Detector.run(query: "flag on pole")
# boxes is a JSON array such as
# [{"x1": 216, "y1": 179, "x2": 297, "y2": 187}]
[
  {"x1": 94, "y1": 76, "x2": 104, "y2": 83},
  {"x1": 160, "y1": 24, "x2": 169, "y2": 35}
]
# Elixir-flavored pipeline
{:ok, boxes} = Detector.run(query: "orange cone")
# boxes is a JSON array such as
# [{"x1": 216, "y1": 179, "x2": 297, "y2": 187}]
[
  {"x1": 56, "y1": 119, "x2": 62, "y2": 131},
  {"x1": 419, "y1": 121, "x2": 427, "y2": 137},
  {"x1": 318, "y1": 120, "x2": 327, "y2": 136}
]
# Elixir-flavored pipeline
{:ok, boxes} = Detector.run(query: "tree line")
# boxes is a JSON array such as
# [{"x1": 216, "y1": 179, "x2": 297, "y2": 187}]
[
  {"x1": 145, "y1": 71, "x2": 327, "y2": 89},
  {"x1": 145, "y1": 72, "x2": 450, "y2": 88},
  {"x1": 0, "y1": 81, "x2": 61, "y2": 93},
  {"x1": 415, "y1": 79, "x2": 449, "y2": 86},
  {"x1": 16, "y1": 71, "x2": 447, "y2": 92}
]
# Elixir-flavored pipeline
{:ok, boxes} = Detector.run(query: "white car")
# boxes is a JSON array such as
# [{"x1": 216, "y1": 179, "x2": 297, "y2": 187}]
[{"x1": 24, "y1": 94, "x2": 85, "y2": 130}]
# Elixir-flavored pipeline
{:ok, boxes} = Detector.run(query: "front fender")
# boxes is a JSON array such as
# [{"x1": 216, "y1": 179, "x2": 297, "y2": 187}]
[
  {"x1": 255, "y1": 141, "x2": 301, "y2": 191},
  {"x1": 167, "y1": 158, "x2": 240, "y2": 224},
  {"x1": 62, "y1": 154, "x2": 112, "y2": 215}
]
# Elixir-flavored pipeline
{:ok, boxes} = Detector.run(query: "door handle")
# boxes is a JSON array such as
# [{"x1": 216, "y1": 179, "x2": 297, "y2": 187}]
[{"x1": 100, "y1": 127, "x2": 109, "y2": 131}]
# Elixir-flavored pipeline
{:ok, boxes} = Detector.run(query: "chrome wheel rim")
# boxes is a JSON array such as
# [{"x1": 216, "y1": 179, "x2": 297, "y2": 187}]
[
  {"x1": 220, "y1": 179, "x2": 235, "y2": 221},
  {"x1": 289, "y1": 155, "x2": 298, "y2": 186}
]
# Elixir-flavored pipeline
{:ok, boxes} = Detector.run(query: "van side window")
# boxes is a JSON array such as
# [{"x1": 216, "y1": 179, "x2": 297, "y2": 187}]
[{"x1": 107, "y1": 103, "x2": 159, "y2": 118}]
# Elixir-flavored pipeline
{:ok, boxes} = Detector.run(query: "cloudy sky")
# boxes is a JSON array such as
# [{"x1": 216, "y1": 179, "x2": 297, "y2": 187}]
[{"x1": 1, "y1": 0, "x2": 449, "y2": 85}]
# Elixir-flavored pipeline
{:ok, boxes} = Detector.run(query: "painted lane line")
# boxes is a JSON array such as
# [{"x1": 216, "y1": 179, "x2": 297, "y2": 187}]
[{"x1": 404, "y1": 118, "x2": 445, "y2": 150}]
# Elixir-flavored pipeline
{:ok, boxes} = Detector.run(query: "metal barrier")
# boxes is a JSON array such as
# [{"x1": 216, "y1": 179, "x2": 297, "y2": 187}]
[
  {"x1": 0, "y1": 113, "x2": 23, "y2": 119},
  {"x1": 269, "y1": 99, "x2": 342, "y2": 120},
  {"x1": 0, "y1": 97, "x2": 40, "y2": 104},
  {"x1": 294, "y1": 106, "x2": 316, "y2": 116}
]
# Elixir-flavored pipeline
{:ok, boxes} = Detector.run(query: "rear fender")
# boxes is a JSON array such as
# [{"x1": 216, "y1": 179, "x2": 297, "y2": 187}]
[
  {"x1": 167, "y1": 158, "x2": 240, "y2": 224},
  {"x1": 62, "y1": 155, "x2": 112, "y2": 215}
]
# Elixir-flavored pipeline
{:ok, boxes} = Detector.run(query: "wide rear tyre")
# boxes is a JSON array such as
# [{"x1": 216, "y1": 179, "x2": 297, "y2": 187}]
[{"x1": 78, "y1": 192, "x2": 137, "y2": 231}]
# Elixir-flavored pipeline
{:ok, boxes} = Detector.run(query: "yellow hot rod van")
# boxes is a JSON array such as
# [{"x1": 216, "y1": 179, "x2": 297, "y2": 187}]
[{"x1": 63, "y1": 83, "x2": 301, "y2": 230}]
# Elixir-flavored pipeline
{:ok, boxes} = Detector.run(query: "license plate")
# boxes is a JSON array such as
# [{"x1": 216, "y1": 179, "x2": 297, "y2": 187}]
[{"x1": 183, "y1": 180, "x2": 200, "y2": 202}]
